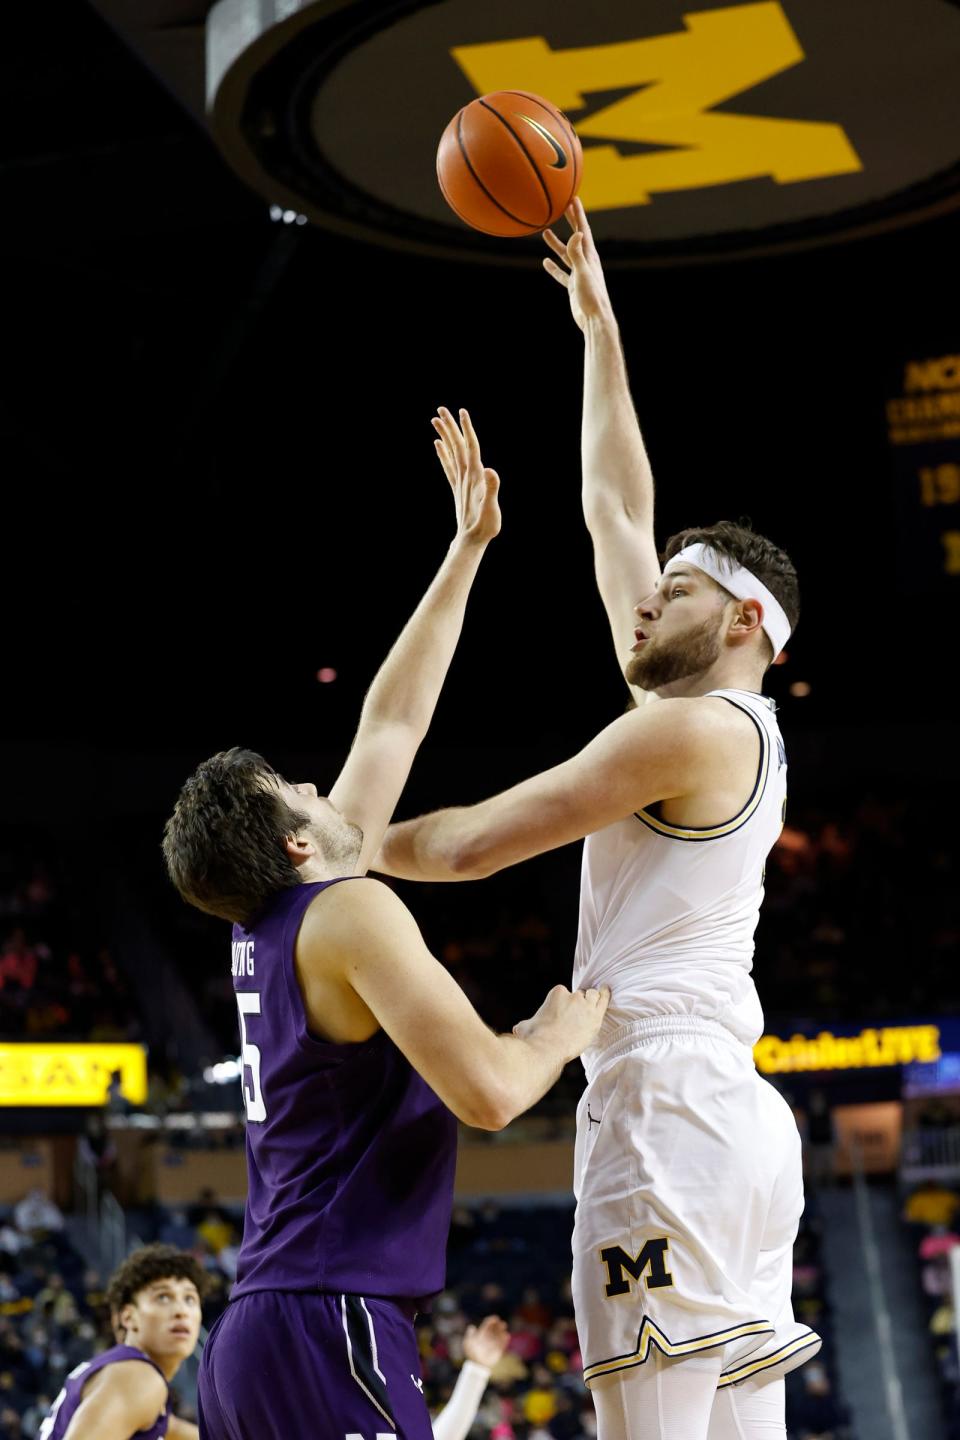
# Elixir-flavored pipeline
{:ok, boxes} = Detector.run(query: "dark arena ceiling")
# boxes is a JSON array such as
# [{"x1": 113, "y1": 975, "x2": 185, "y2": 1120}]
[
  {"x1": 4, "y1": 1, "x2": 959, "y2": 761},
  {"x1": 91, "y1": 0, "x2": 960, "y2": 264}
]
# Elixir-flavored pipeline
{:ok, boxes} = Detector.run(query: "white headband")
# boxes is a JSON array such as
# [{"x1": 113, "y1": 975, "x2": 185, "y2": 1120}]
[{"x1": 664, "y1": 543, "x2": 791, "y2": 660}]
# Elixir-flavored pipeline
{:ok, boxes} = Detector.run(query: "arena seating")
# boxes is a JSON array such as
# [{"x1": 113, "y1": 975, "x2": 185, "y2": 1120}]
[
  {"x1": 0, "y1": 834, "x2": 140, "y2": 1045},
  {"x1": 0, "y1": 1190, "x2": 855, "y2": 1438},
  {"x1": 901, "y1": 1178, "x2": 960, "y2": 1437}
]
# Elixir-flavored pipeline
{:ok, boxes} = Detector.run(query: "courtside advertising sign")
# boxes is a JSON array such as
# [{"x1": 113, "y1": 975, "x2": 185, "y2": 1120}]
[
  {"x1": 0, "y1": 1044, "x2": 148, "y2": 1107},
  {"x1": 754, "y1": 1023, "x2": 945, "y2": 1076}
]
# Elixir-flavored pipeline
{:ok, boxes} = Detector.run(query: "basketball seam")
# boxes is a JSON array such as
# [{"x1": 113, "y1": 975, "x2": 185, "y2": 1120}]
[
  {"x1": 439, "y1": 162, "x2": 488, "y2": 231},
  {"x1": 477, "y1": 100, "x2": 554, "y2": 229},
  {"x1": 566, "y1": 114, "x2": 579, "y2": 207},
  {"x1": 501, "y1": 92, "x2": 579, "y2": 207},
  {"x1": 455, "y1": 110, "x2": 540, "y2": 231},
  {"x1": 437, "y1": 144, "x2": 473, "y2": 227}
]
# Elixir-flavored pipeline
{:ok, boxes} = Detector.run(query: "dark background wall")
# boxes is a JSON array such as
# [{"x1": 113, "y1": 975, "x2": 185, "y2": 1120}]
[{"x1": 4, "y1": 5, "x2": 957, "y2": 1028}]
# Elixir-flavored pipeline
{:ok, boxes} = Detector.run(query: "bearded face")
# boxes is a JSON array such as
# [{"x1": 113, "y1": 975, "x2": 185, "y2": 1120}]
[
  {"x1": 312, "y1": 811, "x2": 364, "y2": 870},
  {"x1": 625, "y1": 610, "x2": 724, "y2": 691}
]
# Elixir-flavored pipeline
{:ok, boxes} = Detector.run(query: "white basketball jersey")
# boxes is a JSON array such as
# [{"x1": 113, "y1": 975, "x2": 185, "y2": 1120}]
[{"x1": 573, "y1": 689, "x2": 786, "y2": 1048}]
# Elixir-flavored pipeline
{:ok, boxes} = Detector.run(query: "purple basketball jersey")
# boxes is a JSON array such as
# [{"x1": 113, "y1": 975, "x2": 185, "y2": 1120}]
[
  {"x1": 40, "y1": 1345, "x2": 169, "y2": 1440},
  {"x1": 230, "y1": 878, "x2": 457, "y2": 1303}
]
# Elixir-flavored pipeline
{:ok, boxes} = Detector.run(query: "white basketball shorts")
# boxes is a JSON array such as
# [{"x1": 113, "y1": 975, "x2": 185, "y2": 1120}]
[{"x1": 572, "y1": 1015, "x2": 821, "y2": 1389}]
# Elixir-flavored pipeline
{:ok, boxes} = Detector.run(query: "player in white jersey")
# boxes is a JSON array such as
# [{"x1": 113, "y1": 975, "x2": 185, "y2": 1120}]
[{"x1": 374, "y1": 203, "x2": 819, "y2": 1439}]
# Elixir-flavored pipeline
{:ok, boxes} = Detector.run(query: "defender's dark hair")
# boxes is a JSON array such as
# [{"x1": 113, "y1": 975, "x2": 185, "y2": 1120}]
[
  {"x1": 162, "y1": 747, "x2": 309, "y2": 927},
  {"x1": 663, "y1": 519, "x2": 799, "y2": 661},
  {"x1": 107, "y1": 1243, "x2": 210, "y2": 1324}
]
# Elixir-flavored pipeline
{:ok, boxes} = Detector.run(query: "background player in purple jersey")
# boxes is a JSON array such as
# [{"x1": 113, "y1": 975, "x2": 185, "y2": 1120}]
[
  {"x1": 162, "y1": 413, "x2": 609, "y2": 1440},
  {"x1": 39, "y1": 1244, "x2": 207, "y2": 1440}
]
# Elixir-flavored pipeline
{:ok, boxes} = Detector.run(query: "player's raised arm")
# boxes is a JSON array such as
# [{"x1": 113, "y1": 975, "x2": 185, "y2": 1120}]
[
  {"x1": 301, "y1": 878, "x2": 608, "y2": 1131},
  {"x1": 328, "y1": 408, "x2": 499, "y2": 874},
  {"x1": 374, "y1": 695, "x2": 739, "y2": 882},
  {"x1": 61, "y1": 1361, "x2": 167, "y2": 1440},
  {"x1": 432, "y1": 1316, "x2": 509, "y2": 1440},
  {"x1": 543, "y1": 199, "x2": 661, "y2": 703}
]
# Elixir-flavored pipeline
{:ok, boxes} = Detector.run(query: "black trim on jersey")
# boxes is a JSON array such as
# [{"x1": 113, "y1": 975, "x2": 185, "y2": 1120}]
[
  {"x1": 343, "y1": 1295, "x2": 395, "y2": 1427},
  {"x1": 717, "y1": 1329, "x2": 822, "y2": 1388},
  {"x1": 633, "y1": 696, "x2": 768, "y2": 843},
  {"x1": 582, "y1": 1315, "x2": 774, "y2": 1383}
]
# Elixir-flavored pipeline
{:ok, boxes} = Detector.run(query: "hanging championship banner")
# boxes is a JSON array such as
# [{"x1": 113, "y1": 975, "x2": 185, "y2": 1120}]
[
  {"x1": 0, "y1": 1044, "x2": 148, "y2": 1107},
  {"x1": 885, "y1": 348, "x2": 960, "y2": 585}
]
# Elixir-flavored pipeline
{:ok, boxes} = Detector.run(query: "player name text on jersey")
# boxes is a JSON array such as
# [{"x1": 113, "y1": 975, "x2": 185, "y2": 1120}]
[{"x1": 231, "y1": 940, "x2": 255, "y2": 977}]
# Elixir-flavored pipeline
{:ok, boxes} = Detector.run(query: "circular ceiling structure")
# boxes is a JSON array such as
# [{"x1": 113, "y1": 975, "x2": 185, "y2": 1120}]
[{"x1": 207, "y1": 0, "x2": 960, "y2": 264}]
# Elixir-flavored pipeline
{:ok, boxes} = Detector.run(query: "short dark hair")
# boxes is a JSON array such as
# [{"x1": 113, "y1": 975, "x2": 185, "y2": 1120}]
[
  {"x1": 663, "y1": 519, "x2": 799, "y2": 661},
  {"x1": 162, "y1": 747, "x2": 309, "y2": 927},
  {"x1": 106, "y1": 1244, "x2": 210, "y2": 1322}
]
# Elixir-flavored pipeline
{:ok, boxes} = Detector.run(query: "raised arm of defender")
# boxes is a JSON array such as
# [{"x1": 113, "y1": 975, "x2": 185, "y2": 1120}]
[
  {"x1": 329, "y1": 408, "x2": 499, "y2": 873},
  {"x1": 337, "y1": 207, "x2": 655, "y2": 873},
  {"x1": 543, "y1": 200, "x2": 661, "y2": 702}
]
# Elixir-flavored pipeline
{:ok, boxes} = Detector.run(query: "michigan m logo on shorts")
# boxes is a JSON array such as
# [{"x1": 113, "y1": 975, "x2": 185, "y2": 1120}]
[
  {"x1": 452, "y1": 1, "x2": 861, "y2": 211},
  {"x1": 600, "y1": 1239, "x2": 675, "y2": 1297}
]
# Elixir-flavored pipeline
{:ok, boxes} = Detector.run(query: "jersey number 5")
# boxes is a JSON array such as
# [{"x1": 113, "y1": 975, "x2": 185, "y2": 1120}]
[{"x1": 237, "y1": 992, "x2": 267, "y2": 1123}]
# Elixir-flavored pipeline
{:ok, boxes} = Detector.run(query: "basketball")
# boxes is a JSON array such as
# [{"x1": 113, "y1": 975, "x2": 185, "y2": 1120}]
[{"x1": 437, "y1": 90, "x2": 583, "y2": 238}]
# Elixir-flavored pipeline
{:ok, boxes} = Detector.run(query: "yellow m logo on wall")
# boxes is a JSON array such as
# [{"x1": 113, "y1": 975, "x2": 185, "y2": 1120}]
[{"x1": 452, "y1": 2, "x2": 862, "y2": 210}]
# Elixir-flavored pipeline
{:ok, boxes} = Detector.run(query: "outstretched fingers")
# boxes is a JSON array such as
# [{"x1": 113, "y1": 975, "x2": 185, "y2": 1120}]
[
  {"x1": 565, "y1": 197, "x2": 597, "y2": 257},
  {"x1": 434, "y1": 437, "x2": 456, "y2": 489},
  {"x1": 542, "y1": 256, "x2": 570, "y2": 288},
  {"x1": 433, "y1": 406, "x2": 467, "y2": 473},
  {"x1": 458, "y1": 406, "x2": 482, "y2": 467},
  {"x1": 542, "y1": 227, "x2": 569, "y2": 262}
]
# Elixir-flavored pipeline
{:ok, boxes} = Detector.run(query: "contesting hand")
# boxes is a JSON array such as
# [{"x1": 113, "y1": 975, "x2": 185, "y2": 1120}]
[
  {"x1": 514, "y1": 983, "x2": 611, "y2": 1063},
  {"x1": 542, "y1": 198, "x2": 614, "y2": 332},
  {"x1": 432, "y1": 406, "x2": 501, "y2": 547},
  {"x1": 462, "y1": 1315, "x2": 510, "y2": 1369}
]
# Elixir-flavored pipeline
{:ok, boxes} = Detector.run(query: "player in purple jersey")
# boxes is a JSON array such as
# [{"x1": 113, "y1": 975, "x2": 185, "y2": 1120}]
[
  {"x1": 40, "y1": 1244, "x2": 207, "y2": 1440},
  {"x1": 162, "y1": 411, "x2": 609, "y2": 1440}
]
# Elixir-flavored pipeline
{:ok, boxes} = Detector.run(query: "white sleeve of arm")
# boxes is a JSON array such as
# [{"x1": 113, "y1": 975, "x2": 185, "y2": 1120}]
[{"x1": 431, "y1": 1361, "x2": 491, "y2": 1440}]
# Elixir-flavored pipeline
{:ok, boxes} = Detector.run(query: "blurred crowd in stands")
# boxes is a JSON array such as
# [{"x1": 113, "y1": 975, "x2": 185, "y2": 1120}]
[
  {"x1": 758, "y1": 791, "x2": 958, "y2": 1025},
  {"x1": 3, "y1": 784, "x2": 957, "y2": 1084},
  {"x1": 0, "y1": 1188, "x2": 230, "y2": 1437},
  {"x1": 902, "y1": 1180, "x2": 960, "y2": 1439},
  {"x1": 0, "y1": 1189, "x2": 854, "y2": 1440},
  {"x1": 0, "y1": 1188, "x2": 103, "y2": 1438},
  {"x1": 0, "y1": 833, "x2": 139, "y2": 1044}
]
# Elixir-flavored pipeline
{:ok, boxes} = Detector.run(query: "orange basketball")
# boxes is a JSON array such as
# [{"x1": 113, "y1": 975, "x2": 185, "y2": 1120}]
[{"x1": 437, "y1": 90, "x2": 582, "y2": 238}]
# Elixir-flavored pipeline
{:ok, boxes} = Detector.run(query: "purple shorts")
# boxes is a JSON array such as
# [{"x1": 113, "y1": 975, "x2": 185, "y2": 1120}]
[{"x1": 198, "y1": 1291, "x2": 433, "y2": 1440}]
